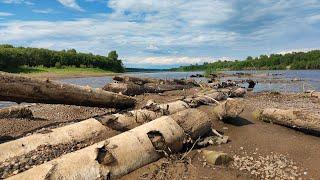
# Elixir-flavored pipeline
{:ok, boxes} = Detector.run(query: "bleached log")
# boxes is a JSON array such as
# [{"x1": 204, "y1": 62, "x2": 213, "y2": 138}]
[
  {"x1": 258, "y1": 108, "x2": 320, "y2": 135},
  {"x1": 7, "y1": 99, "x2": 246, "y2": 179},
  {"x1": 98, "y1": 100, "x2": 189, "y2": 131},
  {"x1": 0, "y1": 119, "x2": 107, "y2": 163},
  {"x1": 0, "y1": 72, "x2": 136, "y2": 109},
  {"x1": 103, "y1": 82, "x2": 164, "y2": 96},
  {"x1": 8, "y1": 109, "x2": 212, "y2": 180}
]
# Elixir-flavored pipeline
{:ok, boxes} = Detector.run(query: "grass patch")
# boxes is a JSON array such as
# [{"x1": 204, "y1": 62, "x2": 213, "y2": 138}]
[{"x1": 1, "y1": 66, "x2": 118, "y2": 78}]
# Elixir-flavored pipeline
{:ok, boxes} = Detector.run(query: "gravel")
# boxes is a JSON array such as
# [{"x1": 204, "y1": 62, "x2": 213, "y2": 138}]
[{"x1": 232, "y1": 150, "x2": 307, "y2": 179}]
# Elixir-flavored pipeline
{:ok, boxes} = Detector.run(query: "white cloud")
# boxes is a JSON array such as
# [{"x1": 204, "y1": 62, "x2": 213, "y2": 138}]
[
  {"x1": 1, "y1": 0, "x2": 33, "y2": 5},
  {"x1": 0, "y1": 12, "x2": 13, "y2": 16},
  {"x1": 277, "y1": 48, "x2": 320, "y2": 55},
  {"x1": 57, "y1": 0, "x2": 84, "y2": 11},
  {"x1": 32, "y1": 8, "x2": 55, "y2": 14},
  {"x1": 124, "y1": 56, "x2": 216, "y2": 66}
]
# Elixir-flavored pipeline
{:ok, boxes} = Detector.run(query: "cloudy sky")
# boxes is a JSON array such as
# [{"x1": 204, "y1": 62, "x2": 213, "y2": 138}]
[{"x1": 0, "y1": 0, "x2": 320, "y2": 68}]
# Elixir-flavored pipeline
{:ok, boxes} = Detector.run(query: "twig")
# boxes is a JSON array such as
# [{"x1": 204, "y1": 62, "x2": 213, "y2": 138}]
[{"x1": 180, "y1": 137, "x2": 201, "y2": 161}]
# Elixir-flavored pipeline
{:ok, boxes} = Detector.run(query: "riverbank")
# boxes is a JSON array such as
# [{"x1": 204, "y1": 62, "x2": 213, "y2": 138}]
[{"x1": 1, "y1": 66, "x2": 119, "y2": 79}]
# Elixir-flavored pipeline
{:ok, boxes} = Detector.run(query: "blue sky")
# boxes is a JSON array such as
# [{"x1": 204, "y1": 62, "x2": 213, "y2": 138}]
[{"x1": 0, "y1": 0, "x2": 320, "y2": 68}]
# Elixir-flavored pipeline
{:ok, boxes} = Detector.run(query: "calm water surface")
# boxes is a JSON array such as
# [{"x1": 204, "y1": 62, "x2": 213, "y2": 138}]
[{"x1": 1, "y1": 70, "x2": 319, "y2": 108}]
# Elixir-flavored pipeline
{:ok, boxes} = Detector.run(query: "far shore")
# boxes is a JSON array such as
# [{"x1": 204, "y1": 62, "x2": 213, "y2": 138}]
[{"x1": 1, "y1": 66, "x2": 122, "y2": 80}]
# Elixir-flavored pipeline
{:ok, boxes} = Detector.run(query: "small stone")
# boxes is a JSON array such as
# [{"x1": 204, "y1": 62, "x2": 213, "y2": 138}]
[
  {"x1": 240, "y1": 147, "x2": 244, "y2": 150},
  {"x1": 13, "y1": 170, "x2": 19, "y2": 175}
]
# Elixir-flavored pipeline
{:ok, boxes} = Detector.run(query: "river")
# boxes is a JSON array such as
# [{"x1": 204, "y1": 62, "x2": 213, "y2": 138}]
[{"x1": 1, "y1": 70, "x2": 319, "y2": 108}]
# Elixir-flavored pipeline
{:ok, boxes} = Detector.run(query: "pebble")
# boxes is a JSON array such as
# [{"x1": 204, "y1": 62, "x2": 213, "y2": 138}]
[{"x1": 232, "y1": 152, "x2": 306, "y2": 179}]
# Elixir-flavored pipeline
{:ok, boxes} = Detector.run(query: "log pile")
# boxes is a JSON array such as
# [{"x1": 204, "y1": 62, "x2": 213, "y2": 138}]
[
  {"x1": 0, "y1": 72, "x2": 136, "y2": 109},
  {"x1": 7, "y1": 99, "x2": 243, "y2": 180}
]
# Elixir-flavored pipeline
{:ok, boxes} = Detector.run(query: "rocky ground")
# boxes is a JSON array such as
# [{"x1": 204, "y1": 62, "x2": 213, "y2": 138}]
[{"x1": 0, "y1": 87, "x2": 320, "y2": 179}]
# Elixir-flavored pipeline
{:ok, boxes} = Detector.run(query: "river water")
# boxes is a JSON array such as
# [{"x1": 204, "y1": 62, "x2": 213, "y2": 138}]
[{"x1": 1, "y1": 70, "x2": 319, "y2": 108}]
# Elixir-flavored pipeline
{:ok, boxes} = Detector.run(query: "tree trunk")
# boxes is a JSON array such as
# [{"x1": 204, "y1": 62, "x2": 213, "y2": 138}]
[
  {"x1": 113, "y1": 76, "x2": 162, "y2": 85},
  {"x1": 8, "y1": 109, "x2": 211, "y2": 180},
  {"x1": 258, "y1": 108, "x2": 320, "y2": 136},
  {"x1": 0, "y1": 119, "x2": 107, "y2": 163},
  {"x1": 103, "y1": 82, "x2": 164, "y2": 96},
  {"x1": 0, "y1": 72, "x2": 136, "y2": 109}
]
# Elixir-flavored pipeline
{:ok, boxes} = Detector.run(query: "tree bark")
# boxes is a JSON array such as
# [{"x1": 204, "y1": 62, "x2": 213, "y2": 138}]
[
  {"x1": 8, "y1": 109, "x2": 211, "y2": 180},
  {"x1": 102, "y1": 82, "x2": 164, "y2": 96},
  {"x1": 0, "y1": 72, "x2": 136, "y2": 109},
  {"x1": 258, "y1": 108, "x2": 320, "y2": 136}
]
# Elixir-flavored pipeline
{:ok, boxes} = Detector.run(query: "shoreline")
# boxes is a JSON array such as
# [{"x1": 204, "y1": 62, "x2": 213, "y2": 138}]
[{"x1": 24, "y1": 72, "x2": 121, "y2": 80}]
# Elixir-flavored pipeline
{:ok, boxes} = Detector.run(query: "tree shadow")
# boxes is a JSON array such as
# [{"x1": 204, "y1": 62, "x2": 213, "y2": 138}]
[
  {"x1": 222, "y1": 117, "x2": 254, "y2": 127},
  {"x1": 1, "y1": 66, "x2": 46, "y2": 73}
]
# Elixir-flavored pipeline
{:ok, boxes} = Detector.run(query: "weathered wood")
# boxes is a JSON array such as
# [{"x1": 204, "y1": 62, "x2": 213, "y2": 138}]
[
  {"x1": 8, "y1": 109, "x2": 211, "y2": 180},
  {"x1": 113, "y1": 76, "x2": 162, "y2": 85},
  {"x1": 0, "y1": 72, "x2": 136, "y2": 109},
  {"x1": 258, "y1": 108, "x2": 320, "y2": 136},
  {"x1": 98, "y1": 100, "x2": 189, "y2": 131},
  {"x1": 0, "y1": 105, "x2": 33, "y2": 119},
  {"x1": 0, "y1": 119, "x2": 107, "y2": 163},
  {"x1": 7, "y1": 98, "x2": 245, "y2": 179},
  {"x1": 103, "y1": 82, "x2": 164, "y2": 96}
]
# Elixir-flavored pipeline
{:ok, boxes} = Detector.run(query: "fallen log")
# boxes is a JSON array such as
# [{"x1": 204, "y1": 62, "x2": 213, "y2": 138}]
[
  {"x1": 8, "y1": 109, "x2": 211, "y2": 180},
  {"x1": 103, "y1": 82, "x2": 164, "y2": 96},
  {"x1": 0, "y1": 118, "x2": 107, "y2": 163},
  {"x1": 7, "y1": 98, "x2": 245, "y2": 179},
  {"x1": 0, "y1": 72, "x2": 136, "y2": 109},
  {"x1": 257, "y1": 108, "x2": 320, "y2": 136},
  {"x1": 0, "y1": 105, "x2": 33, "y2": 119},
  {"x1": 113, "y1": 76, "x2": 162, "y2": 85},
  {"x1": 98, "y1": 100, "x2": 189, "y2": 131}
]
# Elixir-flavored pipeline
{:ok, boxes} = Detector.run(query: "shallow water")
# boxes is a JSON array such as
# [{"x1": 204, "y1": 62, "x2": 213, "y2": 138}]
[{"x1": 1, "y1": 70, "x2": 319, "y2": 108}]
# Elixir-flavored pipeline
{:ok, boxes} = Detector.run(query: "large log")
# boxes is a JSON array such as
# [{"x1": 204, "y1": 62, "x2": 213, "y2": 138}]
[
  {"x1": 6, "y1": 98, "x2": 245, "y2": 179},
  {"x1": 98, "y1": 100, "x2": 189, "y2": 131},
  {"x1": 0, "y1": 119, "x2": 107, "y2": 163},
  {"x1": 113, "y1": 76, "x2": 162, "y2": 85},
  {"x1": 257, "y1": 108, "x2": 320, "y2": 136},
  {"x1": 103, "y1": 82, "x2": 164, "y2": 96},
  {"x1": 8, "y1": 109, "x2": 211, "y2": 180},
  {"x1": 0, "y1": 72, "x2": 136, "y2": 109}
]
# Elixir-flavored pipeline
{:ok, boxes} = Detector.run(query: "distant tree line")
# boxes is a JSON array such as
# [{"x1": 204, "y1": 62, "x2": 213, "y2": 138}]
[
  {"x1": 173, "y1": 50, "x2": 320, "y2": 71},
  {"x1": 0, "y1": 44, "x2": 124, "y2": 72}
]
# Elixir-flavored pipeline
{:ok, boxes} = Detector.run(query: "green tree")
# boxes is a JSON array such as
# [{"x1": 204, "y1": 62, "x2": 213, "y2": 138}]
[{"x1": 108, "y1": 50, "x2": 118, "y2": 61}]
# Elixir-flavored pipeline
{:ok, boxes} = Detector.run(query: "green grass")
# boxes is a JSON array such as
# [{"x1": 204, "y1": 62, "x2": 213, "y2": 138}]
[{"x1": 1, "y1": 66, "x2": 117, "y2": 77}]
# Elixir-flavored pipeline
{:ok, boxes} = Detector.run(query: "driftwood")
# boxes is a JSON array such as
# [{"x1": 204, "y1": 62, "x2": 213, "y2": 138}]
[
  {"x1": 103, "y1": 82, "x2": 164, "y2": 96},
  {"x1": 7, "y1": 98, "x2": 245, "y2": 179},
  {"x1": 8, "y1": 109, "x2": 211, "y2": 180},
  {"x1": 0, "y1": 72, "x2": 136, "y2": 109},
  {"x1": 113, "y1": 76, "x2": 162, "y2": 85},
  {"x1": 257, "y1": 108, "x2": 320, "y2": 136},
  {"x1": 0, "y1": 119, "x2": 107, "y2": 163},
  {"x1": 98, "y1": 100, "x2": 189, "y2": 131},
  {"x1": 0, "y1": 105, "x2": 33, "y2": 119}
]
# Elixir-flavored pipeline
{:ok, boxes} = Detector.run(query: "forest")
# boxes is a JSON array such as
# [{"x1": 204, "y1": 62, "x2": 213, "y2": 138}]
[
  {"x1": 173, "y1": 50, "x2": 320, "y2": 72},
  {"x1": 0, "y1": 44, "x2": 124, "y2": 73}
]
